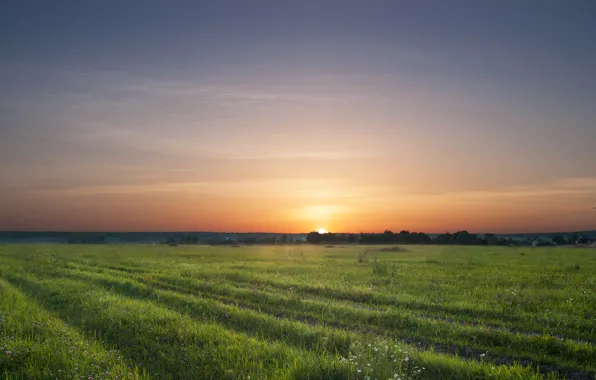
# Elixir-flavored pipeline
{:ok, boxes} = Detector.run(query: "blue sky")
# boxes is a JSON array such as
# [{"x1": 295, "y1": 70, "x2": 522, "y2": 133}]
[{"x1": 1, "y1": 1, "x2": 595, "y2": 232}]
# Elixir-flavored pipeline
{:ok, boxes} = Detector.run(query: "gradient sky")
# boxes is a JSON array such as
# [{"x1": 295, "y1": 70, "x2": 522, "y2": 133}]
[{"x1": 1, "y1": 1, "x2": 596, "y2": 233}]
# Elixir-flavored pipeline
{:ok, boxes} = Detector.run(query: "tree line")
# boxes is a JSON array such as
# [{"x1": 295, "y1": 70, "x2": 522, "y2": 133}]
[{"x1": 306, "y1": 230, "x2": 584, "y2": 246}]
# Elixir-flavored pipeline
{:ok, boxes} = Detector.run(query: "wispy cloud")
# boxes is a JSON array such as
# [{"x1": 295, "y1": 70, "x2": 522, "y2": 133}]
[
  {"x1": 23, "y1": 182, "x2": 216, "y2": 196},
  {"x1": 62, "y1": 121, "x2": 364, "y2": 161},
  {"x1": 21, "y1": 177, "x2": 349, "y2": 198},
  {"x1": 48, "y1": 67, "x2": 362, "y2": 104},
  {"x1": 415, "y1": 177, "x2": 596, "y2": 204}
]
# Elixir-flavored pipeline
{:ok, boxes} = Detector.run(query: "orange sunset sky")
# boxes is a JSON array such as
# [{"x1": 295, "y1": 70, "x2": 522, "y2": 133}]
[{"x1": 1, "y1": 2, "x2": 595, "y2": 233}]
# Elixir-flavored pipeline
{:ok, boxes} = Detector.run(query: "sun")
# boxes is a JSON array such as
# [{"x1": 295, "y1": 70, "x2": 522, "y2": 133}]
[{"x1": 317, "y1": 228, "x2": 328, "y2": 234}]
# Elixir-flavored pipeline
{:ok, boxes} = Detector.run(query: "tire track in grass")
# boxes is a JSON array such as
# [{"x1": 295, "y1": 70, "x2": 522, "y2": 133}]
[
  {"x1": 154, "y1": 271, "x2": 596, "y2": 346},
  {"x1": 64, "y1": 260, "x2": 596, "y2": 334},
  {"x1": 64, "y1": 263, "x2": 596, "y2": 366},
  {"x1": 0, "y1": 278, "x2": 144, "y2": 380},
  {"x1": 414, "y1": 314, "x2": 596, "y2": 346},
  {"x1": 201, "y1": 271, "x2": 596, "y2": 335},
  {"x1": 12, "y1": 262, "x2": 557, "y2": 376},
  {"x1": 72, "y1": 262, "x2": 596, "y2": 347},
  {"x1": 8, "y1": 252, "x2": 592, "y2": 380},
  {"x1": 54, "y1": 266, "x2": 596, "y2": 379},
  {"x1": 77, "y1": 262, "x2": 596, "y2": 343},
  {"x1": 0, "y1": 248, "x2": 570, "y2": 380},
  {"x1": 2, "y1": 273, "x2": 355, "y2": 380},
  {"x1": 146, "y1": 278, "x2": 596, "y2": 380},
  {"x1": 4, "y1": 272, "x2": 549, "y2": 380}
]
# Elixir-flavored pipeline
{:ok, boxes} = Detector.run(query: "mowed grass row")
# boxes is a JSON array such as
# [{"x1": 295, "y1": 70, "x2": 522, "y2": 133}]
[
  {"x1": 51, "y1": 246, "x2": 596, "y2": 344},
  {"x1": 1, "y1": 244, "x2": 595, "y2": 379},
  {"x1": 0, "y1": 278, "x2": 145, "y2": 380},
  {"x1": 46, "y1": 245, "x2": 596, "y2": 327},
  {"x1": 65, "y1": 260, "x2": 596, "y2": 343},
  {"x1": 0, "y1": 267, "x2": 542, "y2": 380},
  {"x1": 21, "y1": 263, "x2": 596, "y2": 376}
]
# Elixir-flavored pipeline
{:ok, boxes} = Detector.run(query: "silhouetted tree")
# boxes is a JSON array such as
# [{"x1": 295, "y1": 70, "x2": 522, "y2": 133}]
[
  {"x1": 306, "y1": 231, "x2": 323, "y2": 244},
  {"x1": 552, "y1": 235, "x2": 567, "y2": 245},
  {"x1": 434, "y1": 232, "x2": 452, "y2": 244}
]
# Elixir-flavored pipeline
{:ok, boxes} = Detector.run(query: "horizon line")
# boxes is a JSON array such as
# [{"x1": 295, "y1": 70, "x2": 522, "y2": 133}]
[{"x1": 1, "y1": 229, "x2": 595, "y2": 236}]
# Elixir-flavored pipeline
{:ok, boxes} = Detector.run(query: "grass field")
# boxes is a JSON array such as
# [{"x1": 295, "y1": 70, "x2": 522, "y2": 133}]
[{"x1": 0, "y1": 244, "x2": 595, "y2": 380}]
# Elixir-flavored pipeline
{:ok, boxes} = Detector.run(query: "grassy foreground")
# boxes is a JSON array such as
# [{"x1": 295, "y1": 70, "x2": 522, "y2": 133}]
[{"x1": 0, "y1": 244, "x2": 595, "y2": 380}]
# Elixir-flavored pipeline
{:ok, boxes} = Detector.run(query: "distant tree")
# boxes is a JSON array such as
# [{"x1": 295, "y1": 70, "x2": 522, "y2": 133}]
[
  {"x1": 552, "y1": 235, "x2": 567, "y2": 245},
  {"x1": 483, "y1": 233, "x2": 502, "y2": 245},
  {"x1": 306, "y1": 231, "x2": 323, "y2": 244},
  {"x1": 434, "y1": 232, "x2": 451, "y2": 244},
  {"x1": 166, "y1": 236, "x2": 177, "y2": 246},
  {"x1": 432, "y1": 231, "x2": 479, "y2": 245},
  {"x1": 412, "y1": 232, "x2": 432, "y2": 244},
  {"x1": 280, "y1": 235, "x2": 289, "y2": 244},
  {"x1": 452, "y1": 231, "x2": 479, "y2": 245}
]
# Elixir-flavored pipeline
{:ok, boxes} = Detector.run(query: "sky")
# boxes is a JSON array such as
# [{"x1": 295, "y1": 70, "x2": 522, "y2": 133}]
[{"x1": 1, "y1": 1, "x2": 596, "y2": 234}]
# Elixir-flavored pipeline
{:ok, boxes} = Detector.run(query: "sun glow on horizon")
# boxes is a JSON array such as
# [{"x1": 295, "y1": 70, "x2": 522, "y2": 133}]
[{"x1": 317, "y1": 228, "x2": 328, "y2": 234}]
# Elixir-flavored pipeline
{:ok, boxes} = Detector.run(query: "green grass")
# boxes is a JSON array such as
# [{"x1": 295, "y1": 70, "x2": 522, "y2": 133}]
[{"x1": 0, "y1": 244, "x2": 594, "y2": 379}]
